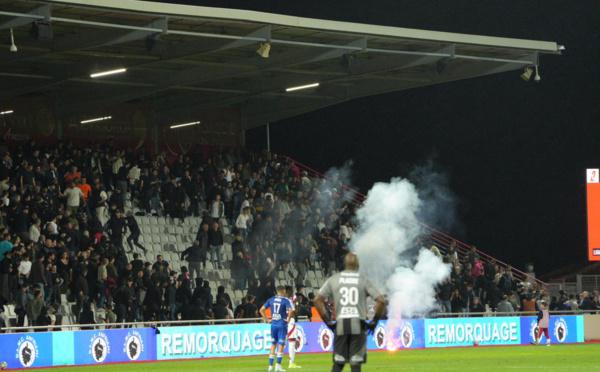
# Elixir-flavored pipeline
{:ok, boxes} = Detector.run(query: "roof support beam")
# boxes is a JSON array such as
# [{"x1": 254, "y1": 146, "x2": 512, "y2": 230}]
[
  {"x1": 151, "y1": 46, "x2": 453, "y2": 116},
  {"x1": 102, "y1": 17, "x2": 167, "y2": 47},
  {"x1": 0, "y1": 5, "x2": 49, "y2": 31},
  {"x1": 0, "y1": 9, "x2": 543, "y2": 65},
  {"x1": 245, "y1": 58, "x2": 531, "y2": 127},
  {"x1": 0, "y1": 18, "x2": 170, "y2": 68},
  {"x1": 63, "y1": 36, "x2": 377, "y2": 113}
]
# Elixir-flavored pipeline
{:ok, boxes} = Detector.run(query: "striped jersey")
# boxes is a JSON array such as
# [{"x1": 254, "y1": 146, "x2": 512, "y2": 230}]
[{"x1": 318, "y1": 270, "x2": 381, "y2": 335}]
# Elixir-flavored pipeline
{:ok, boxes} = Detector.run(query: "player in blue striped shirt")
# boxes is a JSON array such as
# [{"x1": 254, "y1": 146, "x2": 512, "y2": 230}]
[{"x1": 260, "y1": 285, "x2": 295, "y2": 372}]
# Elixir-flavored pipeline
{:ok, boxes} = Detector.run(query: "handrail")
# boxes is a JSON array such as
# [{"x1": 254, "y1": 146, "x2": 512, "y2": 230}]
[
  {"x1": 284, "y1": 154, "x2": 547, "y2": 287},
  {"x1": 425, "y1": 225, "x2": 546, "y2": 288},
  {"x1": 0, "y1": 316, "x2": 312, "y2": 333},
  {"x1": 1, "y1": 311, "x2": 590, "y2": 333},
  {"x1": 431, "y1": 309, "x2": 595, "y2": 317},
  {"x1": 0, "y1": 317, "x2": 265, "y2": 333}
]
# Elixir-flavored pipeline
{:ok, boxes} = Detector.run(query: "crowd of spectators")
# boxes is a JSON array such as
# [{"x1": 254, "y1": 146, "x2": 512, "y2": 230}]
[
  {"x1": 0, "y1": 141, "x2": 353, "y2": 328},
  {"x1": 0, "y1": 140, "x2": 597, "y2": 330},
  {"x1": 433, "y1": 242, "x2": 600, "y2": 315}
]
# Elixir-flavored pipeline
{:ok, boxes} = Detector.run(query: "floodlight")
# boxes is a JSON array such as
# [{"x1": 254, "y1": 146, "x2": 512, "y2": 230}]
[
  {"x1": 533, "y1": 65, "x2": 541, "y2": 82},
  {"x1": 256, "y1": 42, "x2": 271, "y2": 59},
  {"x1": 80, "y1": 116, "x2": 112, "y2": 124},
  {"x1": 520, "y1": 67, "x2": 533, "y2": 82},
  {"x1": 9, "y1": 28, "x2": 17, "y2": 53},
  {"x1": 285, "y1": 82, "x2": 320, "y2": 92},
  {"x1": 90, "y1": 68, "x2": 127, "y2": 79},
  {"x1": 170, "y1": 121, "x2": 201, "y2": 129}
]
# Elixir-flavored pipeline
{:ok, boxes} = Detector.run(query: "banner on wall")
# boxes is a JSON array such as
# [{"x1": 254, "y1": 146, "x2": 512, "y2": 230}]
[
  {"x1": 424, "y1": 317, "x2": 521, "y2": 347},
  {"x1": 73, "y1": 328, "x2": 157, "y2": 365},
  {"x1": 0, "y1": 332, "x2": 53, "y2": 369},
  {"x1": 156, "y1": 322, "x2": 339, "y2": 359},
  {"x1": 520, "y1": 316, "x2": 585, "y2": 344},
  {"x1": 0, "y1": 315, "x2": 586, "y2": 369}
]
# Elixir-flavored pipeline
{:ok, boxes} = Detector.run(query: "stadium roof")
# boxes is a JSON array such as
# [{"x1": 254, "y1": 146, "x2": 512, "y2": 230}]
[{"x1": 0, "y1": 0, "x2": 562, "y2": 129}]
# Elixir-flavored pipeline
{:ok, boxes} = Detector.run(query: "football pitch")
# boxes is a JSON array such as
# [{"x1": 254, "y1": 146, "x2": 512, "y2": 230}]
[{"x1": 48, "y1": 344, "x2": 599, "y2": 372}]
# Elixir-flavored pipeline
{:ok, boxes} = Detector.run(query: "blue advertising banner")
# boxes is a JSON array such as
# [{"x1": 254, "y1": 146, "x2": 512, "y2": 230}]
[
  {"x1": 366, "y1": 319, "x2": 425, "y2": 350},
  {"x1": 73, "y1": 328, "x2": 156, "y2": 365},
  {"x1": 424, "y1": 317, "x2": 521, "y2": 347},
  {"x1": 520, "y1": 316, "x2": 585, "y2": 344},
  {"x1": 156, "y1": 322, "x2": 340, "y2": 360},
  {"x1": 0, "y1": 332, "x2": 53, "y2": 369},
  {"x1": 156, "y1": 323, "x2": 272, "y2": 360},
  {"x1": 0, "y1": 315, "x2": 586, "y2": 369}
]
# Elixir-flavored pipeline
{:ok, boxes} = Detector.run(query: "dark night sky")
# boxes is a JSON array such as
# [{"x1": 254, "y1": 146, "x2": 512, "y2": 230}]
[{"x1": 155, "y1": 0, "x2": 600, "y2": 274}]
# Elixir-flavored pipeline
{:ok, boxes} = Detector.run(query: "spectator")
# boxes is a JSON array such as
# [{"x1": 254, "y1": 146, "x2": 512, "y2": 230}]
[
  {"x1": 213, "y1": 298, "x2": 231, "y2": 320},
  {"x1": 469, "y1": 297, "x2": 485, "y2": 314},
  {"x1": 28, "y1": 219, "x2": 41, "y2": 243},
  {"x1": 208, "y1": 222, "x2": 224, "y2": 270},
  {"x1": 181, "y1": 241, "x2": 204, "y2": 285},
  {"x1": 125, "y1": 211, "x2": 146, "y2": 253},
  {"x1": 522, "y1": 294, "x2": 537, "y2": 313},
  {"x1": 496, "y1": 295, "x2": 515, "y2": 313},
  {"x1": 231, "y1": 251, "x2": 250, "y2": 290},
  {"x1": 195, "y1": 223, "x2": 210, "y2": 268},
  {"x1": 0, "y1": 234, "x2": 13, "y2": 262},
  {"x1": 77, "y1": 177, "x2": 92, "y2": 202},
  {"x1": 63, "y1": 183, "x2": 84, "y2": 215},
  {"x1": 579, "y1": 291, "x2": 596, "y2": 311},
  {"x1": 437, "y1": 278, "x2": 453, "y2": 313},
  {"x1": 210, "y1": 194, "x2": 225, "y2": 222},
  {"x1": 216, "y1": 285, "x2": 233, "y2": 310},
  {"x1": 235, "y1": 207, "x2": 252, "y2": 239},
  {"x1": 17, "y1": 253, "x2": 32, "y2": 280},
  {"x1": 242, "y1": 294, "x2": 258, "y2": 319},
  {"x1": 107, "y1": 210, "x2": 126, "y2": 251},
  {"x1": 114, "y1": 277, "x2": 134, "y2": 323},
  {"x1": 26, "y1": 288, "x2": 44, "y2": 326}
]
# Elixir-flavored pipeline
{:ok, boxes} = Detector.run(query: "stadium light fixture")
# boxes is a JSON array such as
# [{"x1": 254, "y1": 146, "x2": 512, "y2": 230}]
[
  {"x1": 90, "y1": 68, "x2": 127, "y2": 79},
  {"x1": 80, "y1": 116, "x2": 112, "y2": 124},
  {"x1": 520, "y1": 66, "x2": 541, "y2": 83},
  {"x1": 170, "y1": 121, "x2": 201, "y2": 129},
  {"x1": 285, "y1": 82, "x2": 320, "y2": 92},
  {"x1": 256, "y1": 42, "x2": 271, "y2": 58},
  {"x1": 520, "y1": 67, "x2": 533, "y2": 82},
  {"x1": 533, "y1": 65, "x2": 541, "y2": 82},
  {"x1": 9, "y1": 28, "x2": 17, "y2": 53},
  {"x1": 0, "y1": 110, "x2": 14, "y2": 115}
]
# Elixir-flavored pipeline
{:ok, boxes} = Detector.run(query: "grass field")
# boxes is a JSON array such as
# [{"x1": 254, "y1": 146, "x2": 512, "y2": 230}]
[{"x1": 46, "y1": 344, "x2": 600, "y2": 372}]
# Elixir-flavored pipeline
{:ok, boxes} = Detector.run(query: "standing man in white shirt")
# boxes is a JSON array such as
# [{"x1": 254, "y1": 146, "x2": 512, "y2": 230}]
[
  {"x1": 63, "y1": 183, "x2": 83, "y2": 215},
  {"x1": 210, "y1": 194, "x2": 225, "y2": 224}
]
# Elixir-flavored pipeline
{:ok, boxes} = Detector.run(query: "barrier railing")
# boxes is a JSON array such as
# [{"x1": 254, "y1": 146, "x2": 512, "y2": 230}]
[
  {"x1": 577, "y1": 275, "x2": 600, "y2": 293},
  {"x1": 431, "y1": 310, "x2": 596, "y2": 318},
  {"x1": 0, "y1": 316, "x2": 316, "y2": 333},
  {"x1": 0, "y1": 317, "x2": 265, "y2": 333},
  {"x1": 2, "y1": 310, "x2": 592, "y2": 333},
  {"x1": 284, "y1": 155, "x2": 547, "y2": 288}
]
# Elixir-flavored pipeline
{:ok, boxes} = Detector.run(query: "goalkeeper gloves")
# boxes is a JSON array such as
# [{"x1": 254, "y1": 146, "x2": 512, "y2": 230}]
[
  {"x1": 365, "y1": 320, "x2": 377, "y2": 335},
  {"x1": 326, "y1": 320, "x2": 337, "y2": 331}
]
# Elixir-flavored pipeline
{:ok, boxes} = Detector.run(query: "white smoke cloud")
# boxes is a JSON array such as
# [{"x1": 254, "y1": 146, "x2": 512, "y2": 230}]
[
  {"x1": 349, "y1": 177, "x2": 451, "y2": 319},
  {"x1": 314, "y1": 160, "x2": 356, "y2": 216}
]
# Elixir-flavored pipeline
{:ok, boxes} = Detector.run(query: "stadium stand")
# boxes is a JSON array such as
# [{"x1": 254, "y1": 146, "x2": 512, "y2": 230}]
[{"x1": 0, "y1": 142, "x2": 597, "y2": 331}]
